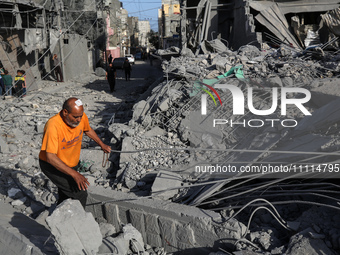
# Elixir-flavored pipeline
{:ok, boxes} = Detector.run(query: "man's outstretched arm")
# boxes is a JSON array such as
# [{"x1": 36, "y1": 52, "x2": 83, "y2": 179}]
[
  {"x1": 45, "y1": 152, "x2": 90, "y2": 191},
  {"x1": 85, "y1": 128, "x2": 111, "y2": 153}
]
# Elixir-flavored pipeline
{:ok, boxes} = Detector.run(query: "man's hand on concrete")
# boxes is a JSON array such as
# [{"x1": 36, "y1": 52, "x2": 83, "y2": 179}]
[{"x1": 72, "y1": 171, "x2": 90, "y2": 191}]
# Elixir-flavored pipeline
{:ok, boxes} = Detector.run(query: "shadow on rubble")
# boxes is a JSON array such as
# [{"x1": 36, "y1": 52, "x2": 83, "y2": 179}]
[
  {"x1": 169, "y1": 240, "x2": 234, "y2": 255},
  {"x1": 9, "y1": 212, "x2": 58, "y2": 254}
]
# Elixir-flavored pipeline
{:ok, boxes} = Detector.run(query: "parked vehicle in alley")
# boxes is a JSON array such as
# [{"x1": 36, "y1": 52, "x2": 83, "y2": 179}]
[
  {"x1": 135, "y1": 52, "x2": 142, "y2": 60},
  {"x1": 112, "y1": 57, "x2": 125, "y2": 69},
  {"x1": 125, "y1": 54, "x2": 135, "y2": 65}
]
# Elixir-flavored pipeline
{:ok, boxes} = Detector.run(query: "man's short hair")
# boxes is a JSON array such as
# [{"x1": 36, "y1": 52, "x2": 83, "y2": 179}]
[{"x1": 62, "y1": 97, "x2": 79, "y2": 112}]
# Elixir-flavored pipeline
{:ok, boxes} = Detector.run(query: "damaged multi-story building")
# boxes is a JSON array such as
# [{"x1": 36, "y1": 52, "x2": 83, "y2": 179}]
[
  {"x1": 176, "y1": 0, "x2": 340, "y2": 51},
  {"x1": 159, "y1": 0, "x2": 181, "y2": 48},
  {"x1": 0, "y1": 0, "x2": 140, "y2": 93}
]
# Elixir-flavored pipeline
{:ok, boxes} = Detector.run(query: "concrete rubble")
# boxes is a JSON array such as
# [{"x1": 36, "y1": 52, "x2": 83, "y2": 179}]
[{"x1": 1, "y1": 35, "x2": 340, "y2": 255}]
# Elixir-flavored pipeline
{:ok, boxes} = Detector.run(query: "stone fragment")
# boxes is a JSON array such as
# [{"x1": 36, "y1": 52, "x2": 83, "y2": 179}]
[
  {"x1": 95, "y1": 67, "x2": 106, "y2": 77},
  {"x1": 286, "y1": 228, "x2": 335, "y2": 255},
  {"x1": 99, "y1": 222, "x2": 116, "y2": 238},
  {"x1": 11, "y1": 197, "x2": 27, "y2": 206},
  {"x1": 132, "y1": 100, "x2": 150, "y2": 122},
  {"x1": 46, "y1": 199, "x2": 102, "y2": 255},
  {"x1": 151, "y1": 170, "x2": 182, "y2": 200},
  {"x1": 7, "y1": 188, "x2": 22, "y2": 198},
  {"x1": 0, "y1": 137, "x2": 9, "y2": 153}
]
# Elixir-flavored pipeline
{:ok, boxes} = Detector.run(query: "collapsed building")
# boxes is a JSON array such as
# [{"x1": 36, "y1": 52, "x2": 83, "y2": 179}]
[{"x1": 178, "y1": 0, "x2": 340, "y2": 51}]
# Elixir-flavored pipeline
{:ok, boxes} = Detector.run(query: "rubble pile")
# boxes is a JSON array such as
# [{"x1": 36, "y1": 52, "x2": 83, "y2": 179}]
[
  {"x1": 45, "y1": 199, "x2": 167, "y2": 255},
  {"x1": 0, "y1": 77, "x2": 124, "y2": 215},
  {"x1": 2, "y1": 41, "x2": 340, "y2": 254},
  {"x1": 108, "y1": 43, "x2": 340, "y2": 254}
]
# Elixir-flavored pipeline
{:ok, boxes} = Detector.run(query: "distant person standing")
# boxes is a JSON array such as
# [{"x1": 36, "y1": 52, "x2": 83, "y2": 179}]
[
  {"x1": 149, "y1": 54, "x2": 153, "y2": 66},
  {"x1": 108, "y1": 53, "x2": 113, "y2": 64},
  {"x1": 123, "y1": 58, "x2": 131, "y2": 81},
  {"x1": 14, "y1": 70, "x2": 25, "y2": 97},
  {"x1": 2, "y1": 70, "x2": 12, "y2": 96},
  {"x1": 106, "y1": 63, "x2": 117, "y2": 93},
  {"x1": 53, "y1": 54, "x2": 63, "y2": 82}
]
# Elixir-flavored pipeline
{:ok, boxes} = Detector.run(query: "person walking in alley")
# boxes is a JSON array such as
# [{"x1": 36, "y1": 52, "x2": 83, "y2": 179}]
[
  {"x1": 123, "y1": 58, "x2": 132, "y2": 81},
  {"x1": 53, "y1": 54, "x2": 63, "y2": 82},
  {"x1": 39, "y1": 97, "x2": 111, "y2": 208},
  {"x1": 106, "y1": 63, "x2": 117, "y2": 93}
]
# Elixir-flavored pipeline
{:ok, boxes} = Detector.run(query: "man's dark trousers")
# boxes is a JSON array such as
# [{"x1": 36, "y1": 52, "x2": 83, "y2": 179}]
[{"x1": 39, "y1": 159, "x2": 87, "y2": 208}]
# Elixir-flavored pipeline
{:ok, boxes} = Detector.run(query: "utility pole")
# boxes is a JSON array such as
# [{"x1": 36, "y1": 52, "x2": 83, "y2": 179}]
[
  {"x1": 181, "y1": 0, "x2": 187, "y2": 49},
  {"x1": 103, "y1": 1, "x2": 108, "y2": 71},
  {"x1": 57, "y1": 1, "x2": 66, "y2": 80}
]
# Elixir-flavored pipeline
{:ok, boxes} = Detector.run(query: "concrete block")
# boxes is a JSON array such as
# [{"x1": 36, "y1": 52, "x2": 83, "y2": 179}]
[
  {"x1": 145, "y1": 214, "x2": 160, "y2": 235},
  {"x1": 123, "y1": 224, "x2": 144, "y2": 253},
  {"x1": 46, "y1": 199, "x2": 102, "y2": 255},
  {"x1": 120, "y1": 137, "x2": 136, "y2": 164},
  {"x1": 129, "y1": 209, "x2": 147, "y2": 241},
  {"x1": 158, "y1": 98, "x2": 170, "y2": 111},
  {"x1": 151, "y1": 170, "x2": 182, "y2": 200},
  {"x1": 117, "y1": 205, "x2": 129, "y2": 226},
  {"x1": 146, "y1": 233, "x2": 163, "y2": 248},
  {"x1": 103, "y1": 203, "x2": 121, "y2": 231},
  {"x1": 159, "y1": 216, "x2": 178, "y2": 253},
  {"x1": 176, "y1": 224, "x2": 196, "y2": 245}
]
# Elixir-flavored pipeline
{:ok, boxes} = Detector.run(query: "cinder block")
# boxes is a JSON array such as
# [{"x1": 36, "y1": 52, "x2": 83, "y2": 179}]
[
  {"x1": 117, "y1": 206, "x2": 129, "y2": 225},
  {"x1": 129, "y1": 209, "x2": 146, "y2": 241},
  {"x1": 144, "y1": 214, "x2": 160, "y2": 235},
  {"x1": 104, "y1": 204, "x2": 121, "y2": 231},
  {"x1": 176, "y1": 224, "x2": 195, "y2": 245},
  {"x1": 146, "y1": 233, "x2": 162, "y2": 247},
  {"x1": 158, "y1": 216, "x2": 178, "y2": 253},
  {"x1": 86, "y1": 195, "x2": 103, "y2": 218}
]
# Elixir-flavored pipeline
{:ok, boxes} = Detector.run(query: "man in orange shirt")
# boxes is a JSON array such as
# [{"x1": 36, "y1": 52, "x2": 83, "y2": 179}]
[{"x1": 39, "y1": 97, "x2": 111, "y2": 208}]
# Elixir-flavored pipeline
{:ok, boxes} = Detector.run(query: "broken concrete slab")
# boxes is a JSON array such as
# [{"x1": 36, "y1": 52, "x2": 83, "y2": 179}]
[
  {"x1": 151, "y1": 170, "x2": 182, "y2": 200},
  {"x1": 286, "y1": 228, "x2": 335, "y2": 255},
  {"x1": 46, "y1": 199, "x2": 102, "y2": 255},
  {"x1": 132, "y1": 100, "x2": 150, "y2": 122},
  {"x1": 98, "y1": 223, "x2": 145, "y2": 254},
  {"x1": 0, "y1": 200, "x2": 57, "y2": 254}
]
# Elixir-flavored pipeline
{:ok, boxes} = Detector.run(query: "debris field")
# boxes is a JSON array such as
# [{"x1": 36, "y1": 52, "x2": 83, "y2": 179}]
[{"x1": 1, "y1": 40, "x2": 340, "y2": 255}]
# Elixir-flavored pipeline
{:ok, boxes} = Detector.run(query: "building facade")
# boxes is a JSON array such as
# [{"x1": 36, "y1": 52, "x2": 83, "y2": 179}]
[{"x1": 138, "y1": 20, "x2": 151, "y2": 48}]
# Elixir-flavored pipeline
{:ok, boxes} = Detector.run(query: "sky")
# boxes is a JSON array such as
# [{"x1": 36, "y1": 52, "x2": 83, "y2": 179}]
[{"x1": 120, "y1": 0, "x2": 161, "y2": 31}]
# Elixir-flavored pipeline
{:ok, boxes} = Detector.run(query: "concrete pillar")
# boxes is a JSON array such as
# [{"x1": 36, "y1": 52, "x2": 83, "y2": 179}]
[{"x1": 207, "y1": 0, "x2": 219, "y2": 41}]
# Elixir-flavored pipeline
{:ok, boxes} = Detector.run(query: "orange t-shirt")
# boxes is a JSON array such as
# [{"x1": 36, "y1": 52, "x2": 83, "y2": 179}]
[{"x1": 39, "y1": 112, "x2": 90, "y2": 167}]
